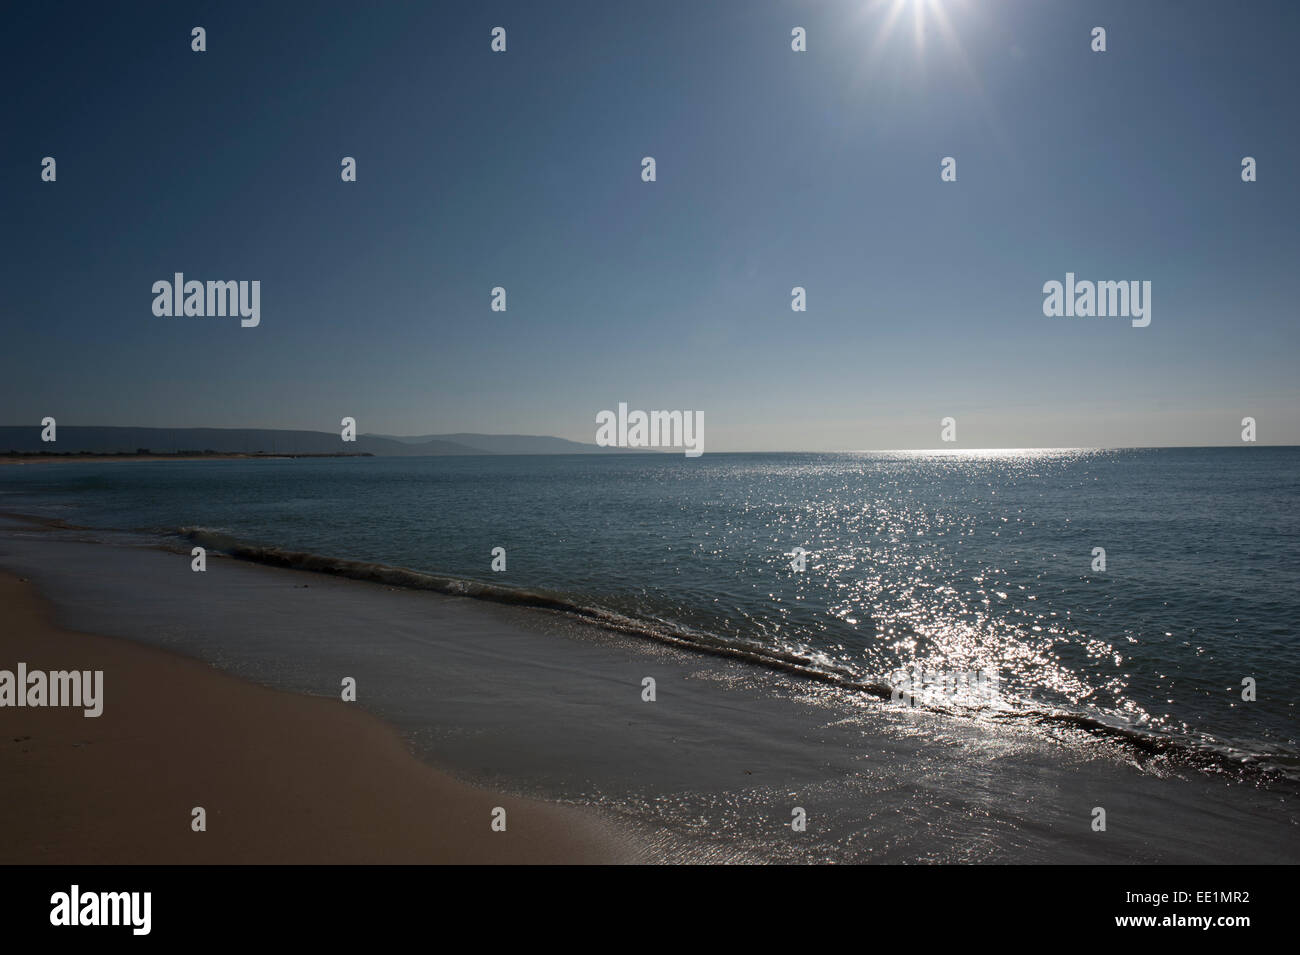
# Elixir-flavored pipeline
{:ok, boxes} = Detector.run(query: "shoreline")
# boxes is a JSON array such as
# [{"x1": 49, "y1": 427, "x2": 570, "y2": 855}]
[
  {"x1": 1, "y1": 520, "x2": 1295, "y2": 864},
  {"x1": 0, "y1": 570, "x2": 636, "y2": 864},
  {"x1": 177, "y1": 527, "x2": 1294, "y2": 785}
]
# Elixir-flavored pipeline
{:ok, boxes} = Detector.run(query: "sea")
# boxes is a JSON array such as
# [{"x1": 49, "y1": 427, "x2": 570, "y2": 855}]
[{"x1": 3, "y1": 447, "x2": 1296, "y2": 784}]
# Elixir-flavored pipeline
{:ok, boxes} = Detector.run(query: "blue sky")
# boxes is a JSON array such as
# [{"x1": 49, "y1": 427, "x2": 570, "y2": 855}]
[{"x1": 4, "y1": 0, "x2": 1297, "y2": 449}]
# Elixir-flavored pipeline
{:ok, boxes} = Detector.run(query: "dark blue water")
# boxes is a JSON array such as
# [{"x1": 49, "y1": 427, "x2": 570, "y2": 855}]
[{"x1": 3, "y1": 448, "x2": 1296, "y2": 773}]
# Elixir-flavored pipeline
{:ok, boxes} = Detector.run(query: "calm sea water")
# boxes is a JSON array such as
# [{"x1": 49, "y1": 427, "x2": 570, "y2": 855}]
[{"x1": 3, "y1": 448, "x2": 1297, "y2": 773}]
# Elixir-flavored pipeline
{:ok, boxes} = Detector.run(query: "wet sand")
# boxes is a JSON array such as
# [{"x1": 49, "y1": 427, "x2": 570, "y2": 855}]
[{"x1": 0, "y1": 572, "x2": 633, "y2": 864}]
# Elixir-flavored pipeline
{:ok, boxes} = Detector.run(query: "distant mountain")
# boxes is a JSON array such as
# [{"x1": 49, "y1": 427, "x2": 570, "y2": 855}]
[
  {"x1": 0, "y1": 426, "x2": 625, "y2": 456},
  {"x1": 0, "y1": 426, "x2": 476, "y2": 456},
  {"x1": 371, "y1": 433, "x2": 620, "y2": 454}
]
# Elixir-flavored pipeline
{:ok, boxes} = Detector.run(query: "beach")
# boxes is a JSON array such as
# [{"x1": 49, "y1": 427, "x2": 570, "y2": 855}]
[
  {"x1": 1, "y1": 510, "x2": 1294, "y2": 865},
  {"x1": 0, "y1": 566, "x2": 632, "y2": 864}
]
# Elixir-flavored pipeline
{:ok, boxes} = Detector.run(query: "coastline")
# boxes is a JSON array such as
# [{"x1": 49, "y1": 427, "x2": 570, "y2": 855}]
[
  {"x1": 1, "y1": 453, "x2": 373, "y2": 466},
  {"x1": 1, "y1": 518, "x2": 1295, "y2": 864},
  {"x1": 0, "y1": 570, "x2": 635, "y2": 864}
]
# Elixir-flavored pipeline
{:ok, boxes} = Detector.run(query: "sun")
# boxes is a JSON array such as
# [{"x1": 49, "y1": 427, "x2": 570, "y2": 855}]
[{"x1": 869, "y1": 0, "x2": 962, "y2": 57}]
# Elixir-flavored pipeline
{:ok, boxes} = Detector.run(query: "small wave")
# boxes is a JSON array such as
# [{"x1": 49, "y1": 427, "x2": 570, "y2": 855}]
[
  {"x1": 177, "y1": 528, "x2": 881, "y2": 683},
  {"x1": 177, "y1": 526, "x2": 1295, "y2": 787},
  {"x1": 0, "y1": 509, "x2": 89, "y2": 531}
]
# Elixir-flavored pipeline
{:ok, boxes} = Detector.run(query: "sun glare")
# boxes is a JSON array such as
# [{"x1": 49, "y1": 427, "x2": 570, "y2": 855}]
[{"x1": 870, "y1": 0, "x2": 961, "y2": 57}]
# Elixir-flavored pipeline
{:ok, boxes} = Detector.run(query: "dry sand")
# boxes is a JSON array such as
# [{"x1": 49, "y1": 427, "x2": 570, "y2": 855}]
[{"x1": 0, "y1": 572, "x2": 632, "y2": 864}]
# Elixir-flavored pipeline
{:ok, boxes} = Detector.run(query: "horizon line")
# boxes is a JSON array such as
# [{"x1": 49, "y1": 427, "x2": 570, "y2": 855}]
[{"x1": 3, "y1": 423, "x2": 1296, "y2": 456}]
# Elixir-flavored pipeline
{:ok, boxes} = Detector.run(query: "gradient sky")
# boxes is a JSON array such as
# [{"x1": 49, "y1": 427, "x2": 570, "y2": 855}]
[{"x1": 4, "y1": 0, "x2": 1297, "y2": 450}]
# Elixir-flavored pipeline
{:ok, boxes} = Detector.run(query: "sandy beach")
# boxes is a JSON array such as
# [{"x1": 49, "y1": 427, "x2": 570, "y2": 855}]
[
  {"x1": 0, "y1": 570, "x2": 632, "y2": 864},
  {"x1": 1, "y1": 515, "x2": 1295, "y2": 865}
]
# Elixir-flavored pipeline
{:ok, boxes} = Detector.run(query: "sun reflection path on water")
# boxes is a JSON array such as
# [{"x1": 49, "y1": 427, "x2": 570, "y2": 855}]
[{"x1": 692, "y1": 449, "x2": 1149, "y2": 730}]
